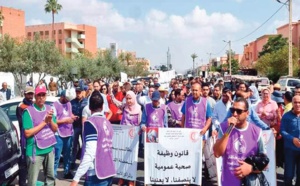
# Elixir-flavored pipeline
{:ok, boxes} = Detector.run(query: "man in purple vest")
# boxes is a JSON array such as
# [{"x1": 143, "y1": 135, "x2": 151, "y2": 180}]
[
  {"x1": 23, "y1": 85, "x2": 58, "y2": 186},
  {"x1": 213, "y1": 97, "x2": 266, "y2": 186},
  {"x1": 167, "y1": 88, "x2": 185, "y2": 127},
  {"x1": 141, "y1": 90, "x2": 168, "y2": 131},
  {"x1": 53, "y1": 90, "x2": 77, "y2": 179},
  {"x1": 181, "y1": 83, "x2": 212, "y2": 137},
  {"x1": 71, "y1": 91, "x2": 116, "y2": 186}
]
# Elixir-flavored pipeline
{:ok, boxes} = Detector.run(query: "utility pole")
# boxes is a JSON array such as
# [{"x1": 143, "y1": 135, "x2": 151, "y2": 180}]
[
  {"x1": 207, "y1": 53, "x2": 212, "y2": 71},
  {"x1": 223, "y1": 40, "x2": 232, "y2": 75},
  {"x1": 167, "y1": 47, "x2": 171, "y2": 70},
  {"x1": 276, "y1": 0, "x2": 293, "y2": 76},
  {"x1": 288, "y1": 0, "x2": 293, "y2": 76}
]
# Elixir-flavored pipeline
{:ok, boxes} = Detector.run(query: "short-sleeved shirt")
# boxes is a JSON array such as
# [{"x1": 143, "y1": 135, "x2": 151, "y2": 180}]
[{"x1": 23, "y1": 104, "x2": 57, "y2": 156}]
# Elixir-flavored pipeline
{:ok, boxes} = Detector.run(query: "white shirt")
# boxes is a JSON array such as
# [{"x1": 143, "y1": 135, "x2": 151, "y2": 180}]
[
  {"x1": 212, "y1": 99, "x2": 231, "y2": 129},
  {"x1": 83, "y1": 93, "x2": 110, "y2": 118}
]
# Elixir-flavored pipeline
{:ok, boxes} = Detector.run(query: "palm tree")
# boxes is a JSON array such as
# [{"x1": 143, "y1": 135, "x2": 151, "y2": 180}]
[
  {"x1": 0, "y1": 10, "x2": 4, "y2": 38},
  {"x1": 191, "y1": 53, "x2": 198, "y2": 76},
  {"x1": 45, "y1": 0, "x2": 63, "y2": 40}
]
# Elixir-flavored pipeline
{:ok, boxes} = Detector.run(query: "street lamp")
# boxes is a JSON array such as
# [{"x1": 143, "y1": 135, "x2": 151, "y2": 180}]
[
  {"x1": 276, "y1": 0, "x2": 293, "y2": 76},
  {"x1": 223, "y1": 40, "x2": 232, "y2": 75}
]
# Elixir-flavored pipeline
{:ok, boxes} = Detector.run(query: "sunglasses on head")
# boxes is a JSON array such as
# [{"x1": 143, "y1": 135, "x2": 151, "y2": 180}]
[{"x1": 230, "y1": 107, "x2": 247, "y2": 115}]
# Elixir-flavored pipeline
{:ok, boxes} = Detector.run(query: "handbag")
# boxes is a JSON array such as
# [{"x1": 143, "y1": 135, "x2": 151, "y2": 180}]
[{"x1": 241, "y1": 153, "x2": 270, "y2": 186}]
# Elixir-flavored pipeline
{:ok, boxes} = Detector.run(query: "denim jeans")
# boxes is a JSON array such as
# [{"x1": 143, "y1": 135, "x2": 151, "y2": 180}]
[
  {"x1": 54, "y1": 135, "x2": 73, "y2": 177},
  {"x1": 284, "y1": 148, "x2": 300, "y2": 186},
  {"x1": 84, "y1": 175, "x2": 113, "y2": 186},
  {"x1": 71, "y1": 127, "x2": 82, "y2": 164},
  {"x1": 26, "y1": 151, "x2": 55, "y2": 186}
]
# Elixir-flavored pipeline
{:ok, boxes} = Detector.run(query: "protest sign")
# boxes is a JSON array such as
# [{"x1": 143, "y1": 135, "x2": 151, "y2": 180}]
[
  {"x1": 112, "y1": 125, "x2": 139, "y2": 181},
  {"x1": 262, "y1": 130, "x2": 276, "y2": 186},
  {"x1": 145, "y1": 128, "x2": 202, "y2": 185}
]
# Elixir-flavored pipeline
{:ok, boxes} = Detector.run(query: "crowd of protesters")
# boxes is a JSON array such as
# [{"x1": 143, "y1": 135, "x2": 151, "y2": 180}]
[{"x1": 14, "y1": 75, "x2": 300, "y2": 186}]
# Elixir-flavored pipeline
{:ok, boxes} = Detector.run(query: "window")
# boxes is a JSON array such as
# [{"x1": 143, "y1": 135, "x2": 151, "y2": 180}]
[
  {"x1": 45, "y1": 31, "x2": 49, "y2": 35},
  {"x1": 58, "y1": 30, "x2": 62, "y2": 34},
  {"x1": 287, "y1": 79, "x2": 300, "y2": 86},
  {"x1": 53, "y1": 30, "x2": 56, "y2": 35},
  {"x1": 0, "y1": 106, "x2": 14, "y2": 134},
  {"x1": 59, "y1": 39, "x2": 62, "y2": 44},
  {"x1": 27, "y1": 32, "x2": 31, "y2": 37},
  {"x1": 40, "y1": 31, "x2": 44, "y2": 36}
]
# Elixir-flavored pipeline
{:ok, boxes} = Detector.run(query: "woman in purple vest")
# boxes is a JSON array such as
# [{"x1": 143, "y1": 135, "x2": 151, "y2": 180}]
[
  {"x1": 120, "y1": 91, "x2": 142, "y2": 126},
  {"x1": 71, "y1": 91, "x2": 116, "y2": 186},
  {"x1": 118, "y1": 91, "x2": 141, "y2": 186},
  {"x1": 213, "y1": 97, "x2": 267, "y2": 186}
]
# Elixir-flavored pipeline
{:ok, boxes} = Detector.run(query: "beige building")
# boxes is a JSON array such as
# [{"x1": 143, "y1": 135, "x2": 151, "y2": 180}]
[{"x1": 26, "y1": 22, "x2": 97, "y2": 58}]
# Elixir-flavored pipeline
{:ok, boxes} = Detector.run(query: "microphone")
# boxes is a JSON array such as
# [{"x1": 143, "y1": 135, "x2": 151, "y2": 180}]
[{"x1": 225, "y1": 123, "x2": 234, "y2": 136}]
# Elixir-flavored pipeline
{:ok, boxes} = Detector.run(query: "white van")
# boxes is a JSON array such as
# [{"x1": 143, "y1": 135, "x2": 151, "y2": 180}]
[{"x1": 277, "y1": 77, "x2": 300, "y2": 92}]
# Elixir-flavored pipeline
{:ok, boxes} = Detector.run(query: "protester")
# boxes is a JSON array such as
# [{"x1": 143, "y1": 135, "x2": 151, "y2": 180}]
[
  {"x1": 141, "y1": 90, "x2": 168, "y2": 131},
  {"x1": 248, "y1": 85, "x2": 261, "y2": 108},
  {"x1": 70, "y1": 87, "x2": 88, "y2": 169},
  {"x1": 167, "y1": 89, "x2": 175, "y2": 104},
  {"x1": 53, "y1": 90, "x2": 76, "y2": 179},
  {"x1": 283, "y1": 91, "x2": 293, "y2": 114},
  {"x1": 181, "y1": 83, "x2": 212, "y2": 137},
  {"x1": 0, "y1": 82, "x2": 14, "y2": 102},
  {"x1": 202, "y1": 83, "x2": 216, "y2": 110},
  {"x1": 256, "y1": 88, "x2": 278, "y2": 128},
  {"x1": 48, "y1": 77, "x2": 58, "y2": 96},
  {"x1": 16, "y1": 86, "x2": 35, "y2": 186},
  {"x1": 280, "y1": 95, "x2": 300, "y2": 186},
  {"x1": 71, "y1": 91, "x2": 116, "y2": 186},
  {"x1": 166, "y1": 88, "x2": 185, "y2": 128},
  {"x1": 158, "y1": 86, "x2": 168, "y2": 105},
  {"x1": 214, "y1": 97, "x2": 268, "y2": 186},
  {"x1": 212, "y1": 84, "x2": 222, "y2": 101},
  {"x1": 23, "y1": 85, "x2": 58, "y2": 186},
  {"x1": 120, "y1": 91, "x2": 142, "y2": 126}
]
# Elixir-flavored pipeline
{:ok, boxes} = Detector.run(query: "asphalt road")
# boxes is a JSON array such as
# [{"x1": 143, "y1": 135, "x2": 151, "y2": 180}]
[{"x1": 10, "y1": 151, "x2": 285, "y2": 186}]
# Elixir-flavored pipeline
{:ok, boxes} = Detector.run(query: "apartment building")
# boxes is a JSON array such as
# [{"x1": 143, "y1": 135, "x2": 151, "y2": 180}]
[
  {"x1": 26, "y1": 22, "x2": 97, "y2": 58},
  {"x1": 277, "y1": 20, "x2": 300, "y2": 56},
  {"x1": 0, "y1": 6, "x2": 25, "y2": 38}
]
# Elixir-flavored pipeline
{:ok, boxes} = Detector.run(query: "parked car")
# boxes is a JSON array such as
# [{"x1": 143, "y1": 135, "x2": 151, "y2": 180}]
[
  {"x1": 0, "y1": 96, "x2": 59, "y2": 139},
  {"x1": 0, "y1": 107, "x2": 21, "y2": 185},
  {"x1": 277, "y1": 76, "x2": 300, "y2": 92},
  {"x1": 257, "y1": 77, "x2": 270, "y2": 93}
]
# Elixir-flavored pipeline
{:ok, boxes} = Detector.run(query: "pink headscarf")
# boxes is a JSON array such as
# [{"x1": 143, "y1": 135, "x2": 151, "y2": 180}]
[{"x1": 124, "y1": 91, "x2": 141, "y2": 115}]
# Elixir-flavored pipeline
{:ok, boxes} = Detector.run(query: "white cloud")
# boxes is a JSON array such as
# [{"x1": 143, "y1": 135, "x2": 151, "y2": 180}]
[{"x1": 27, "y1": 19, "x2": 44, "y2": 25}]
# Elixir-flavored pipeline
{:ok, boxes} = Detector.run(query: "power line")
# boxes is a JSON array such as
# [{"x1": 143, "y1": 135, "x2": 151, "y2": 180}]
[
  {"x1": 211, "y1": 43, "x2": 228, "y2": 55},
  {"x1": 232, "y1": 1, "x2": 287, "y2": 42}
]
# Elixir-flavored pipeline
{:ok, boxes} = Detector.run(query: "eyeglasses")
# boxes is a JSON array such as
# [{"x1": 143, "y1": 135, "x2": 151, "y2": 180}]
[{"x1": 230, "y1": 107, "x2": 247, "y2": 115}]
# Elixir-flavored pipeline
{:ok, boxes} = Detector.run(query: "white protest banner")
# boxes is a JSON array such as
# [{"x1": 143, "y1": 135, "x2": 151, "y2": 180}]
[
  {"x1": 145, "y1": 128, "x2": 203, "y2": 185},
  {"x1": 204, "y1": 136, "x2": 222, "y2": 186},
  {"x1": 120, "y1": 72, "x2": 128, "y2": 83},
  {"x1": 112, "y1": 125, "x2": 139, "y2": 181},
  {"x1": 262, "y1": 130, "x2": 276, "y2": 186}
]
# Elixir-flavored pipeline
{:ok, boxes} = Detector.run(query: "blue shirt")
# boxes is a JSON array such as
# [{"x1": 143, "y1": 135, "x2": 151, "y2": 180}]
[
  {"x1": 181, "y1": 98, "x2": 212, "y2": 119},
  {"x1": 222, "y1": 106, "x2": 270, "y2": 130},
  {"x1": 140, "y1": 104, "x2": 168, "y2": 128},
  {"x1": 280, "y1": 110, "x2": 300, "y2": 151},
  {"x1": 71, "y1": 97, "x2": 88, "y2": 128}
]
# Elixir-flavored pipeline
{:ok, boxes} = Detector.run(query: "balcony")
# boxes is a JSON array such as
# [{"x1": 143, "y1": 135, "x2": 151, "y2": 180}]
[
  {"x1": 66, "y1": 48, "x2": 79, "y2": 53},
  {"x1": 65, "y1": 38, "x2": 84, "y2": 49},
  {"x1": 78, "y1": 34, "x2": 85, "y2": 40}
]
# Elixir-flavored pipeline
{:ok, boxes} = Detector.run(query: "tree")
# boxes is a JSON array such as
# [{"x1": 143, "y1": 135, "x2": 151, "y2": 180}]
[
  {"x1": 160, "y1": 65, "x2": 168, "y2": 72},
  {"x1": 255, "y1": 45, "x2": 299, "y2": 82},
  {"x1": 191, "y1": 53, "x2": 198, "y2": 76},
  {"x1": 127, "y1": 62, "x2": 149, "y2": 78},
  {"x1": 0, "y1": 35, "x2": 29, "y2": 94},
  {"x1": 45, "y1": 0, "x2": 63, "y2": 40},
  {"x1": 259, "y1": 35, "x2": 287, "y2": 57},
  {"x1": 124, "y1": 52, "x2": 133, "y2": 66}
]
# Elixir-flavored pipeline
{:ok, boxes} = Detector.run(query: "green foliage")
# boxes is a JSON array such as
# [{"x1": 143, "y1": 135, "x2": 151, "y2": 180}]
[
  {"x1": 259, "y1": 35, "x2": 288, "y2": 57},
  {"x1": 160, "y1": 65, "x2": 168, "y2": 72},
  {"x1": 255, "y1": 45, "x2": 299, "y2": 82},
  {"x1": 45, "y1": 0, "x2": 63, "y2": 14}
]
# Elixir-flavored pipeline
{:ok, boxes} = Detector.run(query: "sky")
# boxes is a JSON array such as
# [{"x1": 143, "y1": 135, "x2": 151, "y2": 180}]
[{"x1": 1, "y1": 0, "x2": 300, "y2": 73}]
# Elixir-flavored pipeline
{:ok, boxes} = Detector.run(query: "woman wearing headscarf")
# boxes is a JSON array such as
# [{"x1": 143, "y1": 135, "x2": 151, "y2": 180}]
[
  {"x1": 249, "y1": 85, "x2": 261, "y2": 108},
  {"x1": 118, "y1": 91, "x2": 142, "y2": 186},
  {"x1": 255, "y1": 88, "x2": 278, "y2": 128}
]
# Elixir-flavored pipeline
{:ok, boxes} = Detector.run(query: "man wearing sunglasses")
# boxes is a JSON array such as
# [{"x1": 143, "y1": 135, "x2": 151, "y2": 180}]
[{"x1": 214, "y1": 97, "x2": 266, "y2": 186}]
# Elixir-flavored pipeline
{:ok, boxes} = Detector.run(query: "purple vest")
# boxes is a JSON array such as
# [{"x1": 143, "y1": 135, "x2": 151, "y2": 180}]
[
  {"x1": 184, "y1": 97, "x2": 207, "y2": 129},
  {"x1": 220, "y1": 122, "x2": 261, "y2": 186},
  {"x1": 167, "y1": 101, "x2": 184, "y2": 121},
  {"x1": 120, "y1": 109, "x2": 140, "y2": 126},
  {"x1": 85, "y1": 116, "x2": 116, "y2": 179},
  {"x1": 26, "y1": 105, "x2": 57, "y2": 149},
  {"x1": 145, "y1": 103, "x2": 166, "y2": 128},
  {"x1": 53, "y1": 101, "x2": 73, "y2": 137}
]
